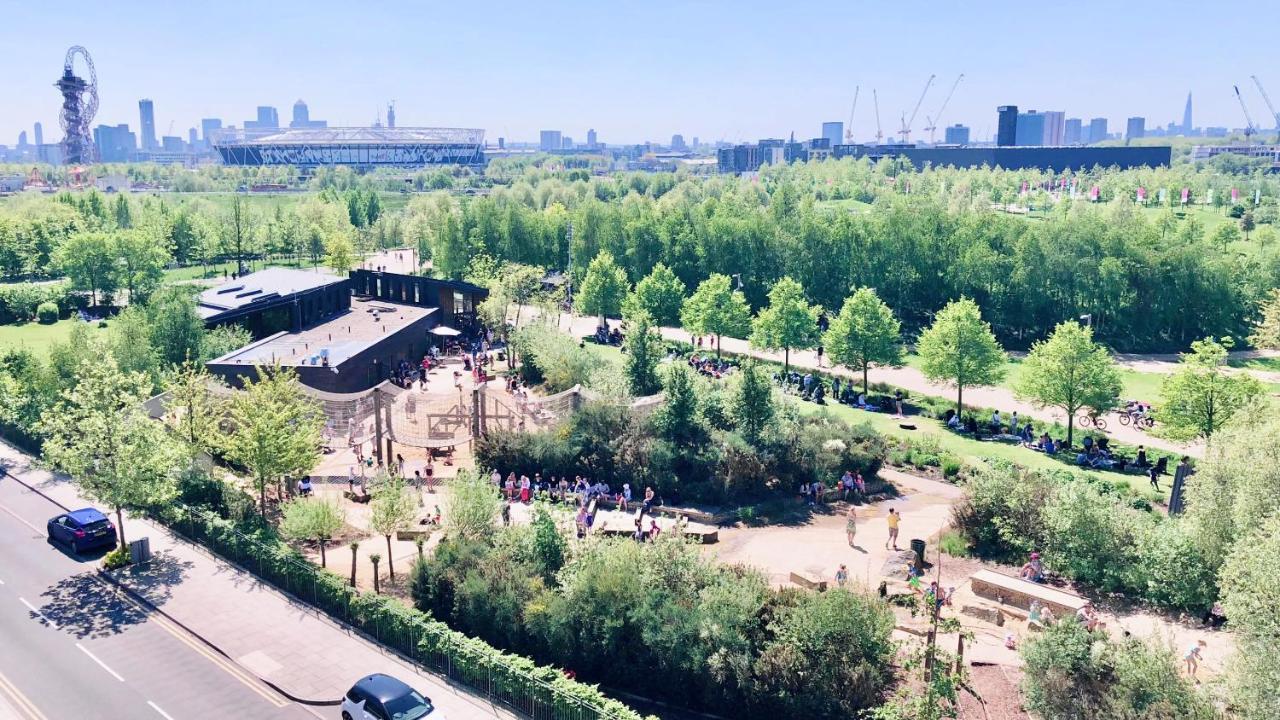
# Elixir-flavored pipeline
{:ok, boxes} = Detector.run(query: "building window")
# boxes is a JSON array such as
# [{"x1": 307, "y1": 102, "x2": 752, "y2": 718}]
[{"x1": 453, "y1": 291, "x2": 466, "y2": 316}]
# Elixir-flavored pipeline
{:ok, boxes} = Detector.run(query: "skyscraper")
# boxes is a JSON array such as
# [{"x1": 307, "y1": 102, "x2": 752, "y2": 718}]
[
  {"x1": 1126, "y1": 117, "x2": 1145, "y2": 140},
  {"x1": 292, "y1": 100, "x2": 310, "y2": 127},
  {"x1": 34, "y1": 122, "x2": 43, "y2": 147},
  {"x1": 1088, "y1": 117, "x2": 1108, "y2": 144},
  {"x1": 1182, "y1": 92, "x2": 1193, "y2": 135},
  {"x1": 539, "y1": 130, "x2": 562, "y2": 151},
  {"x1": 246, "y1": 106, "x2": 280, "y2": 130},
  {"x1": 188, "y1": 128, "x2": 198, "y2": 147},
  {"x1": 201, "y1": 118, "x2": 223, "y2": 144},
  {"x1": 996, "y1": 106, "x2": 1018, "y2": 146},
  {"x1": 93, "y1": 124, "x2": 136, "y2": 162},
  {"x1": 586, "y1": 128, "x2": 598, "y2": 149},
  {"x1": 17, "y1": 131, "x2": 27, "y2": 148},
  {"x1": 821, "y1": 121, "x2": 843, "y2": 148},
  {"x1": 671, "y1": 134, "x2": 687, "y2": 151},
  {"x1": 1041, "y1": 111, "x2": 1066, "y2": 145},
  {"x1": 1064, "y1": 118, "x2": 1083, "y2": 145},
  {"x1": 1016, "y1": 110, "x2": 1046, "y2": 146},
  {"x1": 943, "y1": 124, "x2": 970, "y2": 144},
  {"x1": 139, "y1": 99, "x2": 157, "y2": 150},
  {"x1": 387, "y1": 103, "x2": 396, "y2": 129}
]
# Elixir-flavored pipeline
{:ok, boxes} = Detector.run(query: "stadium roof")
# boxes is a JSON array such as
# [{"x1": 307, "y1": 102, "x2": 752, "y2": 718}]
[
  {"x1": 196, "y1": 267, "x2": 346, "y2": 319},
  {"x1": 219, "y1": 126, "x2": 484, "y2": 146}
]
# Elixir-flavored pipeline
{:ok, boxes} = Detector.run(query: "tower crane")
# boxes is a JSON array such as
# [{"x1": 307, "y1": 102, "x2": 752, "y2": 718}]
[
  {"x1": 923, "y1": 73, "x2": 964, "y2": 144},
  {"x1": 1251, "y1": 75, "x2": 1280, "y2": 136},
  {"x1": 873, "y1": 89, "x2": 883, "y2": 144},
  {"x1": 1234, "y1": 85, "x2": 1257, "y2": 139},
  {"x1": 844, "y1": 86, "x2": 860, "y2": 143},
  {"x1": 899, "y1": 74, "x2": 936, "y2": 143}
]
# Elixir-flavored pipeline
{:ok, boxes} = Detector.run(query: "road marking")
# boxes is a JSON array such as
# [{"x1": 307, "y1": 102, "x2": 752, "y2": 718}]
[
  {"x1": 0, "y1": 502, "x2": 43, "y2": 534},
  {"x1": 18, "y1": 597, "x2": 59, "y2": 630},
  {"x1": 147, "y1": 700, "x2": 176, "y2": 720},
  {"x1": 0, "y1": 668, "x2": 49, "y2": 720},
  {"x1": 76, "y1": 643, "x2": 125, "y2": 682}
]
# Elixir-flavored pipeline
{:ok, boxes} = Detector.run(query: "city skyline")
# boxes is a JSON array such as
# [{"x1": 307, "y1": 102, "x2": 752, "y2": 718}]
[{"x1": 2, "y1": 0, "x2": 1278, "y2": 147}]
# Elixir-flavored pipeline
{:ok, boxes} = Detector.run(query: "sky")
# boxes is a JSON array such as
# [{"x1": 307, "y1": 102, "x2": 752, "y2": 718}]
[{"x1": 3, "y1": 0, "x2": 1277, "y2": 147}]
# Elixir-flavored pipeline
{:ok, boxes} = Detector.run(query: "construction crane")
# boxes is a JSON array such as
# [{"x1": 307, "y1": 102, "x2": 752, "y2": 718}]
[
  {"x1": 899, "y1": 74, "x2": 936, "y2": 143},
  {"x1": 1251, "y1": 75, "x2": 1280, "y2": 135},
  {"x1": 873, "y1": 89, "x2": 883, "y2": 144},
  {"x1": 1234, "y1": 85, "x2": 1257, "y2": 139},
  {"x1": 923, "y1": 73, "x2": 964, "y2": 144},
  {"x1": 844, "y1": 86, "x2": 860, "y2": 143}
]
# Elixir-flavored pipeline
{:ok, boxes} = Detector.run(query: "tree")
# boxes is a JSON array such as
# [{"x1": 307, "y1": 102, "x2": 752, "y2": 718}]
[
  {"x1": 497, "y1": 262, "x2": 545, "y2": 332},
  {"x1": 1219, "y1": 516, "x2": 1280, "y2": 719},
  {"x1": 654, "y1": 362, "x2": 701, "y2": 444},
  {"x1": 1249, "y1": 288, "x2": 1280, "y2": 350},
  {"x1": 39, "y1": 358, "x2": 180, "y2": 547},
  {"x1": 530, "y1": 504, "x2": 566, "y2": 582},
  {"x1": 163, "y1": 361, "x2": 224, "y2": 454},
  {"x1": 368, "y1": 473, "x2": 417, "y2": 580},
  {"x1": 222, "y1": 365, "x2": 324, "y2": 516},
  {"x1": 280, "y1": 497, "x2": 346, "y2": 568},
  {"x1": 622, "y1": 312, "x2": 663, "y2": 396},
  {"x1": 1157, "y1": 337, "x2": 1263, "y2": 440},
  {"x1": 54, "y1": 231, "x2": 117, "y2": 306},
  {"x1": 576, "y1": 250, "x2": 628, "y2": 328},
  {"x1": 201, "y1": 325, "x2": 253, "y2": 363},
  {"x1": 1015, "y1": 321, "x2": 1122, "y2": 447},
  {"x1": 324, "y1": 233, "x2": 356, "y2": 275},
  {"x1": 623, "y1": 263, "x2": 685, "y2": 326},
  {"x1": 223, "y1": 195, "x2": 255, "y2": 276},
  {"x1": 916, "y1": 298, "x2": 1006, "y2": 419},
  {"x1": 823, "y1": 287, "x2": 903, "y2": 394},
  {"x1": 749, "y1": 276, "x2": 819, "y2": 375},
  {"x1": 730, "y1": 360, "x2": 774, "y2": 444},
  {"x1": 145, "y1": 287, "x2": 206, "y2": 366},
  {"x1": 681, "y1": 274, "x2": 751, "y2": 359},
  {"x1": 112, "y1": 193, "x2": 132, "y2": 229},
  {"x1": 1241, "y1": 211, "x2": 1256, "y2": 240},
  {"x1": 444, "y1": 469, "x2": 498, "y2": 542},
  {"x1": 114, "y1": 229, "x2": 169, "y2": 304}
]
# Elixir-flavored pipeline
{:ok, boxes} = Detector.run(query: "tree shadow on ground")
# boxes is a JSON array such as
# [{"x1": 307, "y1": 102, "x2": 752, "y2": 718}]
[
  {"x1": 37, "y1": 572, "x2": 149, "y2": 639},
  {"x1": 106, "y1": 549, "x2": 195, "y2": 611}
]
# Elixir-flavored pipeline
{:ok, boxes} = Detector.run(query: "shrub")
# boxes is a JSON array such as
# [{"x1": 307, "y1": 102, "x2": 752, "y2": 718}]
[
  {"x1": 938, "y1": 529, "x2": 968, "y2": 557},
  {"x1": 101, "y1": 546, "x2": 131, "y2": 570},
  {"x1": 950, "y1": 463, "x2": 1051, "y2": 561},
  {"x1": 1041, "y1": 480, "x2": 1140, "y2": 593},
  {"x1": 940, "y1": 454, "x2": 963, "y2": 479},
  {"x1": 35, "y1": 301, "x2": 59, "y2": 324}
]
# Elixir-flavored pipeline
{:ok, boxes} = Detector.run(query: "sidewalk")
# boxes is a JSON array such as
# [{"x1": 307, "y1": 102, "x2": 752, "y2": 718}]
[{"x1": 0, "y1": 440, "x2": 516, "y2": 720}]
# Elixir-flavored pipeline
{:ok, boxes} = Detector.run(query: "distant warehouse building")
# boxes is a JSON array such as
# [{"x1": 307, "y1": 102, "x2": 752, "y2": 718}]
[{"x1": 213, "y1": 126, "x2": 486, "y2": 169}]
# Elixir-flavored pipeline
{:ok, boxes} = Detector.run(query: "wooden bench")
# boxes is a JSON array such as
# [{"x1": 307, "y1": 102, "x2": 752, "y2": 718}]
[
  {"x1": 790, "y1": 570, "x2": 828, "y2": 592},
  {"x1": 969, "y1": 569, "x2": 1088, "y2": 617}
]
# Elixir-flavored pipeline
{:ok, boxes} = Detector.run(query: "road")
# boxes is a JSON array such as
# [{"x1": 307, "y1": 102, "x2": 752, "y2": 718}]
[{"x1": 0, "y1": 473, "x2": 317, "y2": 720}]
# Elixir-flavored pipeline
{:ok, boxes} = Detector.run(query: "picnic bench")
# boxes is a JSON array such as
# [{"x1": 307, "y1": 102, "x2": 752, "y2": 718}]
[
  {"x1": 790, "y1": 570, "x2": 828, "y2": 591},
  {"x1": 969, "y1": 569, "x2": 1088, "y2": 617}
]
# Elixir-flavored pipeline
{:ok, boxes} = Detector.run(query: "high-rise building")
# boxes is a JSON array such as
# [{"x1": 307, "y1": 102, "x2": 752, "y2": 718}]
[
  {"x1": 586, "y1": 128, "x2": 598, "y2": 149},
  {"x1": 539, "y1": 130, "x2": 562, "y2": 151},
  {"x1": 562, "y1": 136, "x2": 574, "y2": 149},
  {"x1": 1088, "y1": 117, "x2": 1108, "y2": 144},
  {"x1": 692, "y1": 136, "x2": 699, "y2": 150},
  {"x1": 1064, "y1": 118, "x2": 1083, "y2": 145},
  {"x1": 93, "y1": 124, "x2": 136, "y2": 162},
  {"x1": 139, "y1": 99, "x2": 158, "y2": 150},
  {"x1": 1126, "y1": 116, "x2": 1145, "y2": 140},
  {"x1": 1041, "y1": 111, "x2": 1066, "y2": 145},
  {"x1": 33, "y1": 122, "x2": 43, "y2": 147},
  {"x1": 997, "y1": 105, "x2": 1018, "y2": 146},
  {"x1": 292, "y1": 100, "x2": 310, "y2": 127},
  {"x1": 943, "y1": 124, "x2": 970, "y2": 145},
  {"x1": 387, "y1": 103, "x2": 396, "y2": 129},
  {"x1": 201, "y1": 118, "x2": 223, "y2": 143},
  {"x1": 671, "y1": 134, "x2": 687, "y2": 151},
  {"x1": 1016, "y1": 110, "x2": 1046, "y2": 146},
  {"x1": 1182, "y1": 92, "x2": 1193, "y2": 135},
  {"x1": 246, "y1": 106, "x2": 280, "y2": 130},
  {"x1": 17, "y1": 131, "x2": 27, "y2": 148},
  {"x1": 188, "y1": 128, "x2": 198, "y2": 147},
  {"x1": 821, "y1": 121, "x2": 843, "y2": 148},
  {"x1": 162, "y1": 136, "x2": 184, "y2": 152}
]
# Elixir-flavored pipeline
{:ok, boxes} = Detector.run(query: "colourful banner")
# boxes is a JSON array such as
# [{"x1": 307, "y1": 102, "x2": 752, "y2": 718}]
[
  {"x1": 1181, "y1": 188, "x2": 1189, "y2": 204},
  {"x1": 1090, "y1": 185, "x2": 1100, "y2": 201},
  {"x1": 1232, "y1": 188, "x2": 1239, "y2": 203},
  {"x1": 1137, "y1": 187, "x2": 1146, "y2": 202}
]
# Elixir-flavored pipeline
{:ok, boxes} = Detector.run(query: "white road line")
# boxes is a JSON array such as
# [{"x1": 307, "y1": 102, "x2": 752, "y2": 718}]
[
  {"x1": 0, "y1": 503, "x2": 43, "y2": 534},
  {"x1": 76, "y1": 643, "x2": 124, "y2": 682},
  {"x1": 17, "y1": 597, "x2": 58, "y2": 630},
  {"x1": 147, "y1": 700, "x2": 176, "y2": 720}
]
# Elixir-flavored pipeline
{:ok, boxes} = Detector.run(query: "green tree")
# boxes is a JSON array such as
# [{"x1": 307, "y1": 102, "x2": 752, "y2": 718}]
[
  {"x1": 201, "y1": 325, "x2": 253, "y2": 363},
  {"x1": 653, "y1": 362, "x2": 702, "y2": 444},
  {"x1": 324, "y1": 233, "x2": 356, "y2": 275},
  {"x1": 163, "y1": 361, "x2": 224, "y2": 454},
  {"x1": 222, "y1": 365, "x2": 324, "y2": 516},
  {"x1": 823, "y1": 287, "x2": 904, "y2": 394},
  {"x1": 749, "y1": 276, "x2": 819, "y2": 375},
  {"x1": 681, "y1": 273, "x2": 751, "y2": 358},
  {"x1": 622, "y1": 312, "x2": 663, "y2": 396},
  {"x1": 730, "y1": 360, "x2": 774, "y2": 444},
  {"x1": 530, "y1": 504, "x2": 566, "y2": 582},
  {"x1": 1248, "y1": 288, "x2": 1280, "y2": 350},
  {"x1": 223, "y1": 195, "x2": 256, "y2": 276},
  {"x1": 108, "y1": 307, "x2": 160, "y2": 384},
  {"x1": 1220, "y1": 515, "x2": 1280, "y2": 719},
  {"x1": 145, "y1": 287, "x2": 206, "y2": 366},
  {"x1": 54, "y1": 231, "x2": 117, "y2": 306},
  {"x1": 576, "y1": 250, "x2": 628, "y2": 328},
  {"x1": 39, "y1": 357, "x2": 180, "y2": 546},
  {"x1": 623, "y1": 263, "x2": 685, "y2": 326},
  {"x1": 280, "y1": 497, "x2": 346, "y2": 567},
  {"x1": 445, "y1": 468, "x2": 498, "y2": 542},
  {"x1": 368, "y1": 473, "x2": 417, "y2": 580},
  {"x1": 112, "y1": 193, "x2": 132, "y2": 229},
  {"x1": 1240, "y1": 211, "x2": 1256, "y2": 240},
  {"x1": 1015, "y1": 321, "x2": 1122, "y2": 447},
  {"x1": 114, "y1": 229, "x2": 169, "y2": 304},
  {"x1": 1157, "y1": 337, "x2": 1263, "y2": 440},
  {"x1": 916, "y1": 298, "x2": 1006, "y2": 418}
]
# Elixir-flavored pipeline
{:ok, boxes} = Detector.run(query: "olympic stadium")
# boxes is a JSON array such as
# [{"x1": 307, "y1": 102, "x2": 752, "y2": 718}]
[{"x1": 213, "y1": 126, "x2": 486, "y2": 169}]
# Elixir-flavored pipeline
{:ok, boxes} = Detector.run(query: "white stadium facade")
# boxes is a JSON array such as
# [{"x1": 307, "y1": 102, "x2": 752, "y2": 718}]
[{"x1": 213, "y1": 126, "x2": 485, "y2": 169}]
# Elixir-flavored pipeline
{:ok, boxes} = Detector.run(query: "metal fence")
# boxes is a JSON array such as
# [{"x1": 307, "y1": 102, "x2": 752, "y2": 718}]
[{"x1": 166, "y1": 504, "x2": 633, "y2": 720}]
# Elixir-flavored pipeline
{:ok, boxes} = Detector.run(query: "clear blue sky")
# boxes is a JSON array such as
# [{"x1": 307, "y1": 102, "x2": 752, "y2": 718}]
[{"x1": 4, "y1": 0, "x2": 1276, "y2": 146}]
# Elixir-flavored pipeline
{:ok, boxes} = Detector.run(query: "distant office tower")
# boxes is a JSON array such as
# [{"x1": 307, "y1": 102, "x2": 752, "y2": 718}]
[
  {"x1": 386, "y1": 103, "x2": 395, "y2": 129},
  {"x1": 162, "y1": 136, "x2": 184, "y2": 152},
  {"x1": 944, "y1": 124, "x2": 970, "y2": 144},
  {"x1": 692, "y1": 136, "x2": 699, "y2": 150},
  {"x1": 201, "y1": 118, "x2": 223, "y2": 143},
  {"x1": 671, "y1": 134, "x2": 687, "y2": 151},
  {"x1": 497, "y1": 137, "x2": 505, "y2": 149},
  {"x1": 1041, "y1": 111, "x2": 1066, "y2": 145},
  {"x1": 246, "y1": 106, "x2": 279, "y2": 130},
  {"x1": 1016, "y1": 110, "x2": 1046, "y2": 146},
  {"x1": 1088, "y1": 117, "x2": 1108, "y2": 144},
  {"x1": 188, "y1": 128, "x2": 197, "y2": 147},
  {"x1": 1182, "y1": 92, "x2": 1193, "y2": 134},
  {"x1": 1064, "y1": 118, "x2": 1083, "y2": 145},
  {"x1": 17, "y1": 131, "x2": 27, "y2": 148},
  {"x1": 93, "y1": 124, "x2": 136, "y2": 162},
  {"x1": 562, "y1": 136, "x2": 573, "y2": 149},
  {"x1": 586, "y1": 128, "x2": 597, "y2": 149},
  {"x1": 821, "y1": 121, "x2": 843, "y2": 148},
  {"x1": 34, "y1": 122, "x2": 43, "y2": 147},
  {"x1": 292, "y1": 100, "x2": 310, "y2": 126},
  {"x1": 139, "y1": 99, "x2": 158, "y2": 150},
  {"x1": 1126, "y1": 117, "x2": 1145, "y2": 140},
  {"x1": 997, "y1": 105, "x2": 1018, "y2": 146},
  {"x1": 539, "y1": 130, "x2": 561, "y2": 151}
]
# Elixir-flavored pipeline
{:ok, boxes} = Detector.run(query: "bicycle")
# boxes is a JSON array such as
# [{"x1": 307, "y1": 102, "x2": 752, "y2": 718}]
[
  {"x1": 1077, "y1": 411, "x2": 1107, "y2": 431},
  {"x1": 1117, "y1": 411, "x2": 1155, "y2": 429}
]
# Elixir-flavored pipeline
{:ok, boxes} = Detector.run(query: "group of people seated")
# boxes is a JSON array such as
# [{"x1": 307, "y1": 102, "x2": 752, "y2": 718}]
[
  {"x1": 593, "y1": 324, "x2": 624, "y2": 345},
  {"x1": 799, "y1": 469, "x2": 867, "y2": 505},
  {"x1": 689, "y1": 354, "x2": 733, "y2": 378}
]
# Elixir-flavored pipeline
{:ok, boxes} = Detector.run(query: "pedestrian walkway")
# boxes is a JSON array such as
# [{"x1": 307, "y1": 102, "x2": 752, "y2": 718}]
[{"x1": 0, "y1": 440, "x2": 516, "y2": 720}]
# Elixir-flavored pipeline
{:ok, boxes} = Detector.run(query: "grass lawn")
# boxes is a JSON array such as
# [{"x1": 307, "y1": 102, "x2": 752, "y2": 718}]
[
  {"x1": 904, "y1": 353, "x2": 1170, "y2": 403},
  {"x1": 1228, "y1": 356, "x2": 1280, "y2": 373},
  {"x1": 0, "y1": 319, "x2": 107, "y2": 358},
  {"x1": 163, "y1": 258, "x2": 315, "y2": 283}
]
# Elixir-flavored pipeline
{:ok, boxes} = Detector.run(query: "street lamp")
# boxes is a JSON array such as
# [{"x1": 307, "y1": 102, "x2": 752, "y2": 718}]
[{"x1": 731, "y1": 273, "x2": 743, "y2": 291}]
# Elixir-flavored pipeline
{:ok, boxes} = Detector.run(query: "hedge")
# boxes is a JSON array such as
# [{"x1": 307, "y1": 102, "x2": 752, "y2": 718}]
[{"x1": 155, "y1": 504, "x2": 652, "y2": 720}]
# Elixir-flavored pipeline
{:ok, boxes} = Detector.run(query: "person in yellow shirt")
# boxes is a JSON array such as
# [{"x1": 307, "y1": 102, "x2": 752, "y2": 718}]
[{"x1": 886, "y1": 507, "x2": 901, "y2": 551}]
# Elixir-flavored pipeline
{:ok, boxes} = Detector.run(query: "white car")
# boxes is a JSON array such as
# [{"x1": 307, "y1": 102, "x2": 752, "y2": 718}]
[{"x1": 341, "y1": 673, "x2": 441, "y2": 720}]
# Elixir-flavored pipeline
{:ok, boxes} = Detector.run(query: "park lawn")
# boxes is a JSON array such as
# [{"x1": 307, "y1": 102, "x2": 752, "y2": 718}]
[
  {"x1": 1228, "y1": 356, "x2": 1280, "y2": 373},
  {"x1": 163, "y1": 257, "x2": 315, "y2": 283},
  {"x1": 0, "y1": 319, "x2": 107, "y2": 359},
  {"x1": 905, "y1": 352, "x2": 1176, "y2": 404}
]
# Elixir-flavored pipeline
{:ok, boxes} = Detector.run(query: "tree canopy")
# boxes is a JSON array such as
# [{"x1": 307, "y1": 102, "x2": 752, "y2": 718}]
[
  {"x1": 624, "y1": 263, "x2": 686, "y2": 326},
  {"x1": 1015, "y1": 321, "x2": 1122, "y2": 447},
  {"x1": 749, "y1": 276, "x2": 819, "y2": 374},
  {"x1": 681, "y1": 274, "x2": 751, "y2": 357},
  {"x1": 823, "y1": 287, "x2": 903, "y2": 393},
  {"x1": 576, "y1": 250, "x2": 628, "y2": 326},
  {"x1": 916, "y1": 297, "x2": 1006, "y2": 417},
  {"x1": 1156, "y1": 337, "x2": 1264, "y2": 440}
]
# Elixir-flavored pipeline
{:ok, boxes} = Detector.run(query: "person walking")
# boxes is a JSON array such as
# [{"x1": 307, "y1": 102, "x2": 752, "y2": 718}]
[
  {"x1": 885, "y1": 507, "x2": 901, "y2": 551},
  {"x1": 835, "y1": 564, "x2": 849, "y2": 588},
  {"x1": 845, "y1": 505, "x2": 857, "y2": 547},
  {"x1": 1184, "y1": 640, "x2": 1206, "y2": 682}
]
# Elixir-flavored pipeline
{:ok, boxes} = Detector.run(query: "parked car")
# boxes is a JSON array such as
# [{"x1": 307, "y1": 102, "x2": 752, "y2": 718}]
[
  {"x1": 342, "y1": 674, "x2": 440, "y2": 720},
  {"x1": 46, "y1": 508, "x2": 117, "y2": 554}
]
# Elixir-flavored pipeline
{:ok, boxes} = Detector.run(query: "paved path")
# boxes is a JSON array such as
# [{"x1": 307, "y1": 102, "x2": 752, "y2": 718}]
[{"x1": 0, "y1": 439, "x2": 517, "y2": 720}]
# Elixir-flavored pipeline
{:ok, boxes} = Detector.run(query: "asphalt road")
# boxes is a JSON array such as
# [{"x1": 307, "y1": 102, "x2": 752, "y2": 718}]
[{"x1": 0, "y1": 474, "x2": 320, "y2": 720}]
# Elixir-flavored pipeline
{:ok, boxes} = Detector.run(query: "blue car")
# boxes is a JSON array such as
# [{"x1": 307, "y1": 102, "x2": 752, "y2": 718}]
[{"x1": 47, "y1": 508, "x2": 118, "y2": 554}]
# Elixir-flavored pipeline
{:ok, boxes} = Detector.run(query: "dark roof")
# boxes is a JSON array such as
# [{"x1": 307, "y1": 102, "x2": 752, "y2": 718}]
[
  {"x1": 354, "y1": 673, "x2": 415, "y2": 703},
  {"x1": 67, "y1": 508, "x2": 108, "y2": 524},
  {"x1": 197, "y1": 268, "x2": 346, "y2": 320}
]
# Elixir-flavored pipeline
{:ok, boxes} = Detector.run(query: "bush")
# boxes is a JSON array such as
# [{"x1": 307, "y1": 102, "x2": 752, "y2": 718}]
[
  {"x1": 35, "y1": 302, "x2": 59, "y2": 324},
  {"x1": 938, "y1": 529, "x2": 968, "y2": 557},
  {"x1": 101, "y1": 546, "x2": 131, "y2": 570}
]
